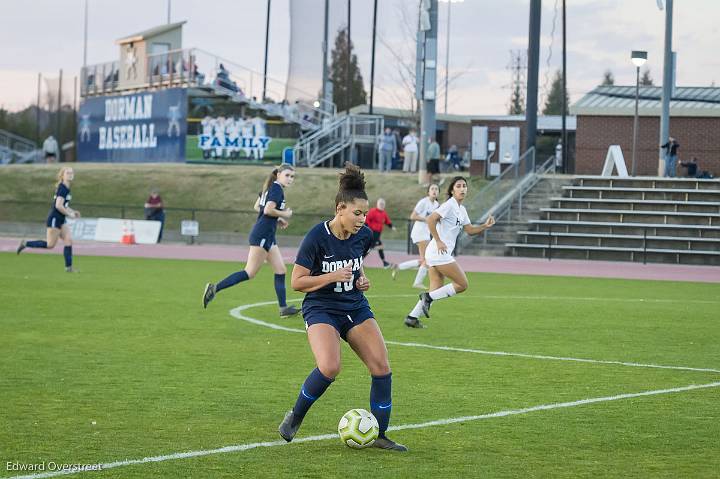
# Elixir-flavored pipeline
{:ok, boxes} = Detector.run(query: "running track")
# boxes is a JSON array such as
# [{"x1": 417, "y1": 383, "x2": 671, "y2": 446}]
[{"x1": 2, "y1": 237, "x2": 718, "y2": 283}]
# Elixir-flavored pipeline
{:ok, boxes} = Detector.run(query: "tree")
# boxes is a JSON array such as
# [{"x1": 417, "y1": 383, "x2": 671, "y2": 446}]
[
  {"x1": 509, "y1": 84, "x2": 525, "y2": 115},
  {"x1": 329, "y1": 26, "x2": 367, "y2": 112},
  {"x1": 601, "y1": 70, "x2": 615, "y2": 86},
  {"x1": 543, "y1": 70, "x2": 569, "y2": 115},
  {"x1": 640, "y1": 68, "x2": 654, "y2": 86}
]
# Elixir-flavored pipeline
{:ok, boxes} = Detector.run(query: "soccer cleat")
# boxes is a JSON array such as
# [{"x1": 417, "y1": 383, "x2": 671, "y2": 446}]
[
  {"x1": 419, "y1": 292, "x2": 433, "y2": 318},
  {"x1": 383, "y1": 262, "x2": 392, "y2": 269},
  {"x1": 280, "y1": 305, "x2": 300, "y2": 317},
  {"x1": 278, "y1": 409, "x2": 303, "y2": 442},
  {"x1": 65, "y1": 266, "x2": 77, "y2": 273},
  {"x1": 412, "y1": 283, "x2": 426, "y2": 290},
  {"x1": 16, "y1": 240, "x2": 26, "y2": 255},
  {"x1": 373, "y1": 436, "x2": 408, "y2": 452},
  {"x1": 404, "y1": 316, "x2": 425, "y2": 329},
  {"x1": 202, "y1": 283, "x2": 216, "y2": 309},
  {"x1": 390, "y1": 264, "x2": 399, "y2": 280}
]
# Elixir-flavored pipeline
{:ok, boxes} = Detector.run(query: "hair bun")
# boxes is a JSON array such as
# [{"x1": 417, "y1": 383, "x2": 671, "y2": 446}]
[{"x1": 338, "y1": 162, "x2": 365, "y2": 192}]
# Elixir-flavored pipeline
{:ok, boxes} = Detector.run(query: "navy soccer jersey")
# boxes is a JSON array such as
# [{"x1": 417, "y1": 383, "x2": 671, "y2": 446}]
[
  {"x1": 295, "y1": 222, "x2": 374, "y2": 313},
  {"x1": 51, "y1": 183, "x2": 71, "y2": 217},
  {"x1": 254, "y1": 181, "x2": 285, "y2": 232}
]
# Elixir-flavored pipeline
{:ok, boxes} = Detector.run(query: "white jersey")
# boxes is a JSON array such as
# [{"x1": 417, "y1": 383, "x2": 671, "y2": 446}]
[
  {"x1": 425, "y1": 197, "x2": 470, "y2": 264},
  {"x1": 410, "y1": 196, "x2": 439, "y2": 243}
]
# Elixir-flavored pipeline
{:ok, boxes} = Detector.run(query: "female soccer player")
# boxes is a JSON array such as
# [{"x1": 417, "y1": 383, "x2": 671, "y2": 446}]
[
  {"x1": 391, "y1": 184, "x2": 440, "y2": 288},
  {"x1": 17, "y1": 166, "x2": 80, "y2": 272},
  {"x1": 202, "y1": 164, "x2": 300, "y2": 318},
  {"x1": 278, "y1": 163, "x2": 407, "y2": 451},
  {"x1": 404, "y1": 176, "x2": 495, "y2": 328}
]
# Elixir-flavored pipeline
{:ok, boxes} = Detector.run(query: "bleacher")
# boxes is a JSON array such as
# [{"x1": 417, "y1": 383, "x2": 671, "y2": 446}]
[{"x1": 506, "y1": 176, "x2": 720, "y2": 265}]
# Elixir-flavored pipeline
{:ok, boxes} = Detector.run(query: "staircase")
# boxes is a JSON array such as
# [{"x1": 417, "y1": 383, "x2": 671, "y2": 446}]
[
  {"x1": 293, "y1": 115, "x2": 384, "y2": 167},
  {"x1": 460, "y1": 175, "x2": 574, "y2": 255},
  {"x1": 0, "y1": 130, "x2": 41, "y2": 164},
  {"x1": 507, "y1": 176, "x2": 720, "y2": 265}
]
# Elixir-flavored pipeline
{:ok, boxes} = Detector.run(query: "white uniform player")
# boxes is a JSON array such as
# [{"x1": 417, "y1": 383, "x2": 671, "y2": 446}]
[
  {"x1": 403, "y1": 177, "x2": 495, "y2": 329},
  {"x1": 391, "y1": 184, "x2": 440, "y2": 289},
  {"x1": 423, "y1": 196, "x2": 470, "y2": 267}
]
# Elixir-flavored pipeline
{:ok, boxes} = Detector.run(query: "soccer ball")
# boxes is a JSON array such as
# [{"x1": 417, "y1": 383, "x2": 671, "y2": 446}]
[{"x1": 337, "y1": 409, "x2": 379, "y2": 449}]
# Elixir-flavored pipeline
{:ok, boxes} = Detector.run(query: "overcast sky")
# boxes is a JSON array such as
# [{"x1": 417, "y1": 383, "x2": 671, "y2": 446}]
[{"x1": 1, "y1": 0, "x2": 718, "y2": 114}]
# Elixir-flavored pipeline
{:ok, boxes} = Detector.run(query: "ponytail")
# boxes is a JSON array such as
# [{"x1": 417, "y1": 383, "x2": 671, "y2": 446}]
[{"x1": 262, "y1": 163, "x2": 294, "y2": 193}]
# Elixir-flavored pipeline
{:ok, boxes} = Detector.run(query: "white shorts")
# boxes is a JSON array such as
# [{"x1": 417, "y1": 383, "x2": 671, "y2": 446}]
[
  {"x1": 410, "y1": 229, "x2": 431, "y2": 245},
  {"x1": 424, "y1": 239, "x2": 456, "y2": 267}
]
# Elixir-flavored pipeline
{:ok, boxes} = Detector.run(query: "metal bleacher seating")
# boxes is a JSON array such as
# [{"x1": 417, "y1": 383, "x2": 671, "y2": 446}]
[{"x1": 506, "y1": 176, "x2": 720, "y2": 265}]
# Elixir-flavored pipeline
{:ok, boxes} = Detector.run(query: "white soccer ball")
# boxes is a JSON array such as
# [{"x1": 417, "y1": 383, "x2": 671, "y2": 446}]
[{"x1": 337, "y1": 408, "x2": 379, "y2": 449}]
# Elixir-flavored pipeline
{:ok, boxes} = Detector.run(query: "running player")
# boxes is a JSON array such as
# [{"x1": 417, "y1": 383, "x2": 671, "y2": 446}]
[
  {"x1": 404, "y1": 176, "x2": 495, "y2": 328},
  {"x1": 17, "y1": 167, "x2": 80, "y2": 272},
  {"x1": 278, "y1": 163, "x2": 407, "y2": 451},
  {"x1": 390, "y1": 184, "x2": 440, "y2": 288},
  {"x1": 202, "y1": 164, "x2": 300, "y2": 317},
  {"x1": 365, "y1": 198, "x2": 395, "y2": 268}
]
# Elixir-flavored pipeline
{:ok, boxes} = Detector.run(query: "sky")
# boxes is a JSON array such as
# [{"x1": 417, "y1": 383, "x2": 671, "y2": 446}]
[{"x1": 0, "y1": 0, "x2": 718, "y2": 114}]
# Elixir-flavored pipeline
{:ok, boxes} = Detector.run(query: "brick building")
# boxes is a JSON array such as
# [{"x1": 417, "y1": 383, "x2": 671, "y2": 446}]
[{"x1": 571, "y1": 86, "x2": 720, "y2": 177}]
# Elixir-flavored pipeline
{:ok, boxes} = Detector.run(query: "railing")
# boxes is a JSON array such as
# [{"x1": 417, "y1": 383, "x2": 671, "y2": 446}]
[
  {"x1": 1, "y1": 200, "x2": 410, "y2": 244},
  {"x1": 0, "y1": 130, "x2": 41, "y2": 165},
  {"x1": 81, "y1": 48, "x2": 337, "y2": 131},
  {"x1": 292, "y1": 115, "x2": 384, "y2": 168},
  {"x1": 458, "y1": 148, "x2": 563, "y2": 250}
]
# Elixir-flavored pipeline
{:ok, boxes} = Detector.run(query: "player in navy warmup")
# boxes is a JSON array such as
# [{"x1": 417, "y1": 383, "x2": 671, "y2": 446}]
[
  {"x1": 202, "y1": 164, "x2": 300, "y2": 317},
  {"x1": 17, "y1": 167, "x2": 80, "y2": 272},
  {"x1": 278, "y1": 163, "x2": 407, "y2": 451}
]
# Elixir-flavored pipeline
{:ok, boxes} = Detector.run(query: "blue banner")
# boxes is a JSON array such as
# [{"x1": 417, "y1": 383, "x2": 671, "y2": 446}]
[{"x1": 77, "y1": 88, "x2": 187, "y2": 162}]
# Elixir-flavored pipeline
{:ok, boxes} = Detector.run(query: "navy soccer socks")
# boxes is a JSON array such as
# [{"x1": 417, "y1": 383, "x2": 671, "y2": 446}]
[
  {"x1": 25, "y1": 240, "x2": 48, "y2": 248},
  {"x1": 292, "y1": 368, "x2": 334, "y2": 423},
  {"x1": 370, "y1": 373, "x2": 392, "y2": 437},
  {"x1": 215, "y1": 270, "x2": 249, "y2": 293},
  {"x1": 274, "y1": 273, "x2": 287, "y2": 307},
  {"x1": 63, "y1": 246, "x2": 72, "y2": 268}
]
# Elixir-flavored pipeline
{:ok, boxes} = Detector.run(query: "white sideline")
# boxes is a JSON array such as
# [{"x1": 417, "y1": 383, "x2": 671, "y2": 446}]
[
  {"x1": 229, "y1": 299, "x2": 720, "y2": 374},
  {"x1": 8, "y1": 381, "x2": 720, "y2": 479}
]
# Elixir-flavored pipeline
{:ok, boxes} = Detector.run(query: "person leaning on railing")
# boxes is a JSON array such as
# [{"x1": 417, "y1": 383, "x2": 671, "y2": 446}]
[{"x1": 144, "y1": 188, "x2": 165, "y2": 242}]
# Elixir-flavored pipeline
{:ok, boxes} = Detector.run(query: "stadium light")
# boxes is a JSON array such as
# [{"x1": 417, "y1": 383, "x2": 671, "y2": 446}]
[
  {"x1": 631, "y1": 50, "x2": 648, "y2": 176},
  {"x1": 438, "y1": 0, "x2": 464, "y2": 114}
]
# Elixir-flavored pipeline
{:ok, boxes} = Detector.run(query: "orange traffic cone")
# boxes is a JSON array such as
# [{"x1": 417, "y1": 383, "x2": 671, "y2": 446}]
[{"x1": 121, "y1": 220, "x2": 136, "y2": 245}]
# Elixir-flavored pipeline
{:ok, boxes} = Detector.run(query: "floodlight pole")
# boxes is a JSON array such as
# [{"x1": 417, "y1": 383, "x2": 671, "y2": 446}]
[
  {"x1": 262, "y1": 0, "x2": 271, "y2": 102},
  {"x1": 419, "y1": 0, "x2": 438, "y2": 184},
  {"x1": 321, "y1": 0, "x2": 329, "y2": 109},
  {"x1": 659, "y1": 0, "x2": 673, "y2": 175},
  {"x1": 561, "y1": 0, "x2": 567, "y2": 173},
  {"x1": 346, "y1": 0, "x2": 352, "y2": 113},
  {"x1": 525, "y1": 0, "x2": 542, "y2": 173},
  {"x1": 369, "y1": 0, "x2": 378, "y2": 114},
  {"x1": 632, "y1": 64, "x2": 641, "y2": 176}
]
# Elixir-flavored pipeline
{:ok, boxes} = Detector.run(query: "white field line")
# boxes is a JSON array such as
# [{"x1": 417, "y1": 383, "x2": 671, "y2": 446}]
[
  {"x1": 229, "y1": 300, "x2": 720, "y2": 375},
  {"x1": 8, "y1": 381, "x2": 720, "y2": 479}
]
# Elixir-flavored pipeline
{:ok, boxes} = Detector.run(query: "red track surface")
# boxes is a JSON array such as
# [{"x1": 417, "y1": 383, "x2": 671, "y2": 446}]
[{"x1": 3, "y1": 237, "x2": 718, "y2": 283}]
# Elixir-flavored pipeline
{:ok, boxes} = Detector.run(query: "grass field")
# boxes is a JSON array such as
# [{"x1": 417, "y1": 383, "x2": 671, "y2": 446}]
[
  {"x1": 0, "y1": 164, "x2": 486, "y2": 240},
  {"x1": 2, "y1": 252, "x2": 719, "y2": 478}
]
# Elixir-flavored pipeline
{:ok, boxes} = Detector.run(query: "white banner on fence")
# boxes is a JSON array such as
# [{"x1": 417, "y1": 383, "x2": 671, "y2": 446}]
[{"x1": 67, "y1": 218, "x2": 161, "y2": 244}]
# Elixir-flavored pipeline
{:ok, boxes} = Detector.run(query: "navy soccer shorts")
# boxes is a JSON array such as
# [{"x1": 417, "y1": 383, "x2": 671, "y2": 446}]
[
  {"x1": 46, "y1": 212, "x2": 66, "y2": 229},
  {"x1": 303, "y1": 306, "x2": 375, "y2": 341}
]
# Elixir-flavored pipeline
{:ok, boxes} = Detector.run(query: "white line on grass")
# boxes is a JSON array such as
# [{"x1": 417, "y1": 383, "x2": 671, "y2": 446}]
[
  {"x1": 8, "y1": 381, "x2": 720, "y2": 479},
  {"x1": 229, "y1": 299, "x2": 720, "y2": 374}
]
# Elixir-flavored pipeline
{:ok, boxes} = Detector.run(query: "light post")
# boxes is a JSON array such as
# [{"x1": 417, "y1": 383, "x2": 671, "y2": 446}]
[
  {"x1": 439, "y1": 0, "x2": 464, "y2": 115},
  {"x1": 631, "y1": 50, "x2": 647, "y2": 176}
]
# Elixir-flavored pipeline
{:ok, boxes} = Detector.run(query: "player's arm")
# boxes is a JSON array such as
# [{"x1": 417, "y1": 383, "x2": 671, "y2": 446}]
[
  {"x1": 263, "y1": 200, "x2": 292, "y2": 219},
  {"x1": 55, "y1": 196, "x2": 79, "y2": 218},
  {"x1": 253, "y1": 196, "x2": 262, "y2": 212},
  {"x1": 356, "y1": 266, "x2": 370, "y2": 292},
  {"x1": 463, "y1": 215, "x2": 495, "y2": 236},
  {"x1": 385, "y1": 212, "x2": 396, "y2": 231},
  {"x1": 291, "y1": 263, "x2": 352, "y2": 293},
  {"x1": 410, "y1": 210, "x2": 425, "y2": 222}
]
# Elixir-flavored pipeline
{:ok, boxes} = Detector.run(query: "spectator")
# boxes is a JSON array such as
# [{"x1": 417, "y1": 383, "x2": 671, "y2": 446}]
[
  {"x1": 679, "y1": 157, "x2": 699, "y2": 178},
  {"x1": 144, "y1": 188, "x2": 165, "y2": 242},
  {"x1": 660, "y1": 136, "x2": 680, "y2": 178},
  {"x1": 43, "y1": 135, "x2": 59, "y2": 163},
  {"x1": 392, "y1": 129, "x2": 402, "y2": 170},
  {"x1": 447, "y1": 144, "x2": 461, "y2": 171},
  {"x1": 378, "y1": 128, "x2": 396, "y2": 173},
  {"x1": 426, "y1": 137, "x2": 441, "y2": 185},
  {"x1": 402, "y1": 129, "x2": 419, "y2": 173}
]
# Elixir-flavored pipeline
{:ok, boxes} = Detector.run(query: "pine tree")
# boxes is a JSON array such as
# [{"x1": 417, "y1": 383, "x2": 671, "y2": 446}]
[
  {"x1": 543, "y1": 70, "x2": 569, "y2": 115},
  {"x1": 601, "y1": 70, "x2": 615, "y2": 86},
  {"x1": 640, "y1": 68, "x2": 654, "y2": 86},
  {"x1": 509, "y1": 84, "x2": 525, "y2": 115},
  {"x1": 329, "y1": 27, "x2": 367, "y2": 112}
]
